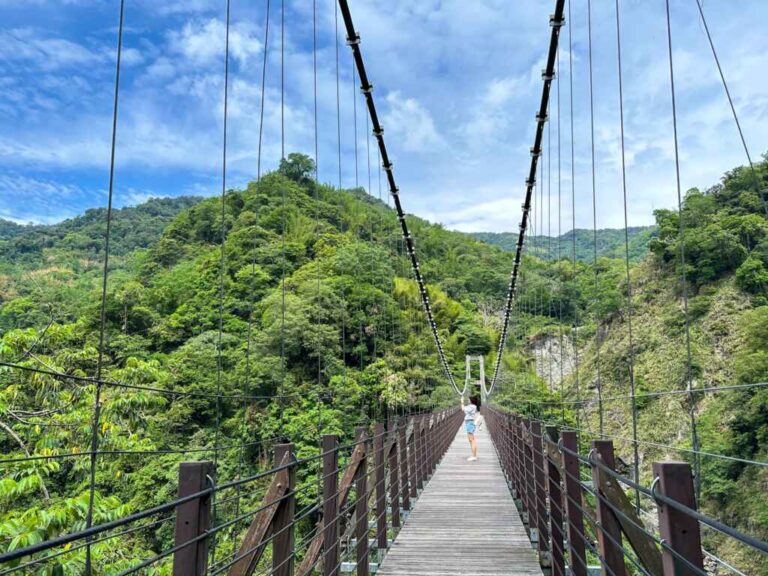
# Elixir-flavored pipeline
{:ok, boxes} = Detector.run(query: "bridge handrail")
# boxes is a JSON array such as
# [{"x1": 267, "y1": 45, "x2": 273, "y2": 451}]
[
  {"x1": 0, "y1": 407, "x2": 463, "y2": 576},
  {"x1": 483, "y1": 405, "x2": 766, "y2": 576}
]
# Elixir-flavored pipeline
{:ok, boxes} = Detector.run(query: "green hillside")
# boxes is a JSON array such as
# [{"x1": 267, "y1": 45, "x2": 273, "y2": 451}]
[
  {"x1": 1, "y1": 153, "x2": 766, "y2": 573},
  {"x1": 472, "y1": 226, "x2": 657, "y2": 262}
]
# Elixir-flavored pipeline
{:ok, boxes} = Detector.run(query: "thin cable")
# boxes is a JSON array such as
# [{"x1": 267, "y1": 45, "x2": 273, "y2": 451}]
[
  {"x1": 613, "y1": 0, "x2": 640, "y2": 510},
  {"x1": 279, "y1": 0, "x2": 287, "y2": 436},
  {"x1": 237, "y1": 0, "x2": 272, "y2": 550},
  {"x1": 567, "y1": 0, "x2": 581, "y2": 430},
  {"x1": 489, "y1": 0, "x2": 567, "y2": 395},
  {"x1": 209, "y1": 2, "x2": 232, "y2": 570},
  {"x1": 693, "y1": 0, "x2": 767, "y2": 216},
  {"x1": 84, "y1": 3, "x2": 124, "y2": 573},
  {"x1": 587, "y1": 0, "x2": 604, "y2": 436},
  {"x1": 337, "y1": 0, "x2": 462, "y2": 394},
  {"x1": 664, "y1": 0, "x2": 701, "y2": 501}
]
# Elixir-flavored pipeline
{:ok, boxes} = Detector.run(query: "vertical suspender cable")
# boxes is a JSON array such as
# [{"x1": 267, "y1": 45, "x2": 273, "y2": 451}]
[
  {"x1": 587, "y1": 0, "x2": 604, "y2": 436},
  {"x1": 664, "y1": 0, "x2": 701, "y2": 501},
  {"x1": 547, "y1": 102, "x2": 553, "y2": 394},
  {"x1": 336, "y1": 0, "x2": 462, "y2": 396},
  {"x1": 312, "y1": 0, "x2": 324, "y2": 501},
  {"x1": 210, "y1": 1, "x2": 232, "y2": 569},
  {"x1": 280, "y1": 0, "x2": 286, "y2": 421},
  {"x1": 487, "y1": 0, "x2": 567, "y2": 398},
  {"x1": 237, "y1": 0, "x2": 272, "y2": 551},
  {"x1": 567, "y1": 0, "x2": 581, "y2": 430},
  {"x1": 334, "y1": 1, "x2": 349, "y2": 395},
  {"x1": 557, "y1": 45, "x2": 566, "y2": 425},
  {"x1": 692, "y1": 0, "x2": 767, "y2": 216},
  {"x1": 613, "y1": 0, "x2": 641, "y2": 511},
  {"x1": 85, "y1": 2, "x2": 124, "y2": 573}
]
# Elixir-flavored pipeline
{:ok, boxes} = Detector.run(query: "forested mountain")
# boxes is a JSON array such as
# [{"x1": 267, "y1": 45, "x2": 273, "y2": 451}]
[
  {"x1": 1, "y1": 154, "x2": 766, "y2": 573},
  {"x1": 472, "y1": 225, "x2": 656, "y2": 262},
  {"x1": 0, "y1": 196, "x2": 202, "y2": 266}
]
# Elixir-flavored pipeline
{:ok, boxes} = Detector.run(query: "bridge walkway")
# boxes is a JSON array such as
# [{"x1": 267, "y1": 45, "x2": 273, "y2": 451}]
[{"x1": 378, "y1": 424, "x2": 542, "y2": 576}]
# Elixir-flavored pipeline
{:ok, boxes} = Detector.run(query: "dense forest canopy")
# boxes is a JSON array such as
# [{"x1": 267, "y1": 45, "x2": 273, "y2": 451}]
[{"x1": 0, "y1": 153, "x2": 767, "y2": 573}]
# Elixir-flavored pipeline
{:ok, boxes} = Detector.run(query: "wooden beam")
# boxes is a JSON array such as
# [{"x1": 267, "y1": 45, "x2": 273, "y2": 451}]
[{"x1": 228, "y1": 452, "x2": 290, "y2": 576}]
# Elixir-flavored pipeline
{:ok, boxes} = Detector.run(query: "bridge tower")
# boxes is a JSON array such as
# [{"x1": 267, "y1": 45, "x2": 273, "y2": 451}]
[{"x1": 465, "y1": 355, "x2": 487, "y2": 405}]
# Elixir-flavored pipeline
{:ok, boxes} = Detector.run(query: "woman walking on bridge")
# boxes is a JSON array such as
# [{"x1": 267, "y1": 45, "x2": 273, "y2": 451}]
[{"x1": 461, "y1": 394, "x2": 479, "y2": 461}]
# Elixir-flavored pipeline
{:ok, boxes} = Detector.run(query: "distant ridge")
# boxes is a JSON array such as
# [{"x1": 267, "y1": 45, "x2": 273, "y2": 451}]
[{"x1": 471, "y1": 226, "x2": 657, "y2": 262}]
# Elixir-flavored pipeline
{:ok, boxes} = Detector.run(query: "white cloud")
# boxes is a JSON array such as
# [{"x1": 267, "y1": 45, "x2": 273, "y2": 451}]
[
  {"x1": 0, "y1": 28, "x2": 104, "y2": 71},
  {"x1": 168, "y1": 19, "x2": 262, "y2": 67},
  {"x1": 383, "y1": 91, "x2": 444, "y2": 152}
]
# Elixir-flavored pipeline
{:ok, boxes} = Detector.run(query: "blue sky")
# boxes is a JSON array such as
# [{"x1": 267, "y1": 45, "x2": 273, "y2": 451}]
[{"x1": 0, "y1": 0, "x2": 766, "y2": 232}]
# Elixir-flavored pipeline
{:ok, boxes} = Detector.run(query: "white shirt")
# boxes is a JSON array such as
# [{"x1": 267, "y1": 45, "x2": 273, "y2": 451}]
[{"x1": 463, "y1": 404, "x2": 477, "y2": 421}]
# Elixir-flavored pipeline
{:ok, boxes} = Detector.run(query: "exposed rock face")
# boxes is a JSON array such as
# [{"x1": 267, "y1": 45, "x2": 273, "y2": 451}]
[{"x1": 527, "y1": 331, "x2": 576, "y2": 384}]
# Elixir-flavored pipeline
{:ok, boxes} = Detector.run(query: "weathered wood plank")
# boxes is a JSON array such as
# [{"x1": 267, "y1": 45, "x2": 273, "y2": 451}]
[{"x1": 377, "y1": 425, "x2": 542, "y2": 576}]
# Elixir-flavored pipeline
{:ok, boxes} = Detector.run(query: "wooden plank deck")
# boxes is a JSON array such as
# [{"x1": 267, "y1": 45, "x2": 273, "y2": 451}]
[{"x1": 378, "y1": 424, "x2": 542, "y2": 576}]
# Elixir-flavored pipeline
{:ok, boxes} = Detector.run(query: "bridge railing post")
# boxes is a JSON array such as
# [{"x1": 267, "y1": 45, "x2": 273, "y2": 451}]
[
  {"x1": 523, "y1": 418, "x2": 536, "y2": 532},
  {"x1": 322, "y1": 435, "x2": 339, "y2": 576},
  {"x1": 272, "y1": 443, "x2": 296, "y2": 576},
  {"x1": 399, "y1": 419, "x2": 411, "y2": 511},
  {"x1": 545, "y1": 426, "x2": 565, "y2": 576},
  {"x1": 591, "y1": 440, "x2": 627, "y2": 576},
  {"x1": 388, "y1": 419, "x2": 401, "y2": 530},
  {"x1": 653, "y1": 462, "x2": 705, "y2": 576},
  {"x1": 531, "y1": 421, "x2": 550, "y2": 568},
  {"x1": 355, "y1": 429, "x2": 370, "y2": 576},
  {"x1": 408, "y1": 417, "x2": 418, "y2": 500},
  {"x1": 560, "y1": 431, "x2": 587, "y2": 576},
  {"x1": 511, "y1": 415, "x2": 521, "y2": 498},
  {"x1": 374, "y1": 423, "x2": 387, "y2": 554},
  {"x1": 417, "y1": 417, "x2": 427, "y2": 490},
  {"x1": 173, "y1": 461, "x2": 214, "y2": 576}
]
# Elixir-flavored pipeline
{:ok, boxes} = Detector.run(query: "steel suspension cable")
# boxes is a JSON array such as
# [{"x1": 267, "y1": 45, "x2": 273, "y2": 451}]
[
  {"x1": 336, "y1": 0, "x2": 461, "y2": 395},
  {"x1": 664, "y1": 0, "x2": 701, "y2": 501},
  {"x1": 587, "y1": 0, "x2": 604, "y2": 436},
  {"x1": 567, "y1": 0, "x2": 581, "y2": 429},
  {"x1": 84, "y1": 2, "x2": 124, "y2": 572},
  {"x1": 557, "y1": 44, "x2": 566, "y2": 425},
  {"x1": 237, "y1": 0, "x2": 272, "y2": 546},
  {"x1": 489, "y1": 0, "x2": 567, "y2": 396},
  {"x1": 613, "y1": 0, "x2": 641, "y2": 511},
  {"x1": 693, "y1": 0, "x2": 768, "y2": 217},
  {"x1": 209, "y1": 1, "x2": 232, "y2": 569}
]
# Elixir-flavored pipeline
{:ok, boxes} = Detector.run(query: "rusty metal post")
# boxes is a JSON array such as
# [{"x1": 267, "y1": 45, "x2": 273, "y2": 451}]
[
  {"x1": 531, "y1": 421, "x2": 550, "y2": 566},
  {"x1": 272, "y1": 443, "x2": 295, "y2": 576},
  {"x1": 374, "y1": 423, "x2": 387, "y2": 552},
  {"x1": 561, "y1": 431, "x2": 587, "y2": 576},
  {"x1": 388, "y1": 420, "x2": 401, "y2": 529},
  {"x1": 591, "y1": 440, "x2": 626, "y2": 576},
  {"x1": 173, "y1": 461, "x2": 213, "y2": 576},
  {"x1": 355, "y1": 431, "x2": 370, "y2": 576},
  {"x1": 399, "y1": 420, "x2": 411, "y2": 510},
  {"x1": 546, "y1": 426, "x2": 565, "y2": 576},
  {"x1": 408, "y1": 416, "x2": 418, "y2": 499},
  {"x1": 653, "y1": 462, "x2": 704, "y2": 576},
  {"x1": 322, "y1": 435, "x2": 339, "y2": 576}
]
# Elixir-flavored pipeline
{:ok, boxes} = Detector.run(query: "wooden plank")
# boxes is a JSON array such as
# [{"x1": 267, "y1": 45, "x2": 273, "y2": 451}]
[
  {"x1": 228, "y1": 453, "x2": 290, "y2": 576},
  {"x1": 653, "y1": 462, "x2": 704, "y2": 576},
  {"x1": 595, "y1": 466, "x2": 663, "y2": 576},
  {"x1": 377, "y1": 425, "x2": 542, "y2": 576},
  {"x1": 296, "y1": 431, "x2": 367, "y2": 576},
  {"x1": 591, "y1": 441, "x2": 626, "y2": 576}
]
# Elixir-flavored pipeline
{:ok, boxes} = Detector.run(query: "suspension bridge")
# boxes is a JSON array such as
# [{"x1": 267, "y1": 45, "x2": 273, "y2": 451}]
[{"x1": 1, "y1": 0, "x2": 767, "y2": 575}]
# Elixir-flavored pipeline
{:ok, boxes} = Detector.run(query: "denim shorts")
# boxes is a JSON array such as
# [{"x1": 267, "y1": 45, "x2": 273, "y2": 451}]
[{"x1": 465, "y1": 420, "x2": 476, "y2": 434}]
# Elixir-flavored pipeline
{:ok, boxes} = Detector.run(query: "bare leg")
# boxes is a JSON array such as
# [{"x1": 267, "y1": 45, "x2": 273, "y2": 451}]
[{"x1": 470, "y1": 434, "x2": 478, "y2": 458}]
